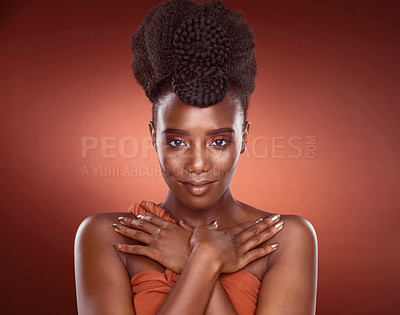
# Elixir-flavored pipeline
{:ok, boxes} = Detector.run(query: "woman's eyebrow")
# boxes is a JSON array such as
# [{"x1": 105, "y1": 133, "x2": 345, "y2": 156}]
[
  {"x1": 161, "y1": 127, "x2": 235, "y2": 136},
  {"x1": 162, "y1": 128, "x2": 189, "y2": 135},
  {"x1": 206, "y1": 128, "x2": 235, "y2": 136}
]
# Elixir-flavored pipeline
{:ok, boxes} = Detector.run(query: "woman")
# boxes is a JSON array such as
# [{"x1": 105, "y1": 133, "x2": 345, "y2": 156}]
[{"x1": 74, "y1": 0, "x2": 318, "y2": 314}]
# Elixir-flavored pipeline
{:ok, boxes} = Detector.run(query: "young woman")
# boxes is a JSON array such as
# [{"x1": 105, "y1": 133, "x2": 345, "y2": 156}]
[{"x1": 74, "y1": 0, "x2": 318, "y2": 314}]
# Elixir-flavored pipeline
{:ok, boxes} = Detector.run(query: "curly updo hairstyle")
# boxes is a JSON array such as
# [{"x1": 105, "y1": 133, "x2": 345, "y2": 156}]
[{"x1": 130, "y1": 0, "x2": 257, "y2": 124}]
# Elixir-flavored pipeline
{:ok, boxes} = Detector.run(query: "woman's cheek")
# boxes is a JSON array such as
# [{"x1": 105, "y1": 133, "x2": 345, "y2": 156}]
[
  {"x1": 210, "y1": 148, "x2": 238, "y2": 176},
  {"x1": 160, "y1": 153, "x2": 182, "y2": 177}
]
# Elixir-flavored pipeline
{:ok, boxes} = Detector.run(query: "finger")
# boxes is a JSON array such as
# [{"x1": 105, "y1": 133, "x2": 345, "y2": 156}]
[
  {"x1": 206, "y1": 220, "x2": 218, "y2": 230},
  {"x1": 136, "y1": 214, "x2": 171, "y2": 228},
  {"x1": 178, "y1": 219, "x2": 195, "y2": 232},
  {"x1": 229, "y1": 214, "x2": 280, "y2": 235},
  {"x1": 118, "y1": 216, "x2": 159, "y2": 235},
  {"x1": 237, "y1": 214, "x2": 282, "y2": 244},
  {"x1": 113, "y1": 243, "x2": 154, "y2": 259},
  {"x1": 241, "y1": 221, "x2": 284, "y2": 252},
  {"x1": 242, "y1": 243, "x2": 279, "y2": 265},
  {"x1": 252, "y1": 214, "x2": 281, "y2": 233},
  {"x1": 113, "y1": 223, "x2": 152, "y2": 244},
  {"x1": 239, "y1": 219, "x2": 284, "y2": 248}
]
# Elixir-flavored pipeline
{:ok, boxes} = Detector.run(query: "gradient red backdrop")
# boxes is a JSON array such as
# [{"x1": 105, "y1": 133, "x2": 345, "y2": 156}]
[{"x1": 1, "y1": 0, "x2": 399, "y2": 314}]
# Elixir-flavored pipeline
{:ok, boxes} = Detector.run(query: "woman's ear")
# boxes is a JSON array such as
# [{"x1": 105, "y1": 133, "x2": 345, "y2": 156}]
[
  {"x1": 148, "y1": 121, "x2": 157, "y2": 152},
  {"x1": 240, "y1": 121, "x2": 250, "y2": 154}
]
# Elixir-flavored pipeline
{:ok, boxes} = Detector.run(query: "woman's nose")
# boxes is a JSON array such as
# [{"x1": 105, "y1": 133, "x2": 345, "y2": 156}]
[{"x1": 186, "y1": 145, "x2": 211, "y2": 174}]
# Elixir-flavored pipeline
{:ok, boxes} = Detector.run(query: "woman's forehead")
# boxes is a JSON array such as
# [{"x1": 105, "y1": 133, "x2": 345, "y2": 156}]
[{"x1": 156, "y1": 92, "x2": 243, "y2": 130}]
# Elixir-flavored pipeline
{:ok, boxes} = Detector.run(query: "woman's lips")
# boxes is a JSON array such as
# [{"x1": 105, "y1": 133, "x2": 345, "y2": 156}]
[{"x1": 181, "y1": 181, "x2": 216, "y2": 196}]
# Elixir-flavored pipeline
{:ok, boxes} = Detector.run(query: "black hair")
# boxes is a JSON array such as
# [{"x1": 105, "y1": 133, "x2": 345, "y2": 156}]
[{"x1": 130, "y1": 0, "x2": 257, "y2": 124}]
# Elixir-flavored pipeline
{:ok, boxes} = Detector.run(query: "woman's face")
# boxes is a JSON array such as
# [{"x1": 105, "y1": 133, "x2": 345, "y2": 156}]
[{"x1": 149, "y1": 91, "x2": 250, "y2": 211}]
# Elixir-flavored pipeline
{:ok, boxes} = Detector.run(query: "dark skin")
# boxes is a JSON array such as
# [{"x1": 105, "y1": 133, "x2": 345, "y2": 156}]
[{"x1": 74, "y1": 89, "x2": 318, "y2": 314}]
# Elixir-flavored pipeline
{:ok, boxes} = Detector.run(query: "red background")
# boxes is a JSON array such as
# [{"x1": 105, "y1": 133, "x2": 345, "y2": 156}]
[{"x1": 1, "y1": 0, "x2": 399, "y2": 314}]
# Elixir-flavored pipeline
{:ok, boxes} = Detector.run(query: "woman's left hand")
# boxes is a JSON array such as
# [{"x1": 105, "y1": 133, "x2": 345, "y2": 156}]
[{"x1": 112, "y1": 215, "x2": 193, "y2": 274}]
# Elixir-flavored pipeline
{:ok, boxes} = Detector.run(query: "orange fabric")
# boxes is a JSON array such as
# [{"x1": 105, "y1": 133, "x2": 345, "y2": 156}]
[{"x1": 128, "y1": 200, "x2": 261, "y2": 315}]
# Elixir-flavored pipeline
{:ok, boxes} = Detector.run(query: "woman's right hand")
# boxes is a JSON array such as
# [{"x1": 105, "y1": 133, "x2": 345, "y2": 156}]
[{"x1": 187, "y1": 214, "x2": 284, "y2": 274}]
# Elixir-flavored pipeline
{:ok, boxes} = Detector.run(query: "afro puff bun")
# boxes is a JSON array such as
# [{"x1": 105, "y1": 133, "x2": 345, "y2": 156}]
[{"x1": 131, "y1": 0, "x2": 256, "y2": 111}]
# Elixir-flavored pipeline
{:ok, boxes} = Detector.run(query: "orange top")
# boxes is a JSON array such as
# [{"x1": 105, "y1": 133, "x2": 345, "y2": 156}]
[{"x1": 128, "y1": 200, "x2": 261, "y2": 315}]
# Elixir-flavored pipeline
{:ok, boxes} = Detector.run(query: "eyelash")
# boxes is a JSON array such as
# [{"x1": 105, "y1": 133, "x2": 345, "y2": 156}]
[
  {"x1": 167, "y1": 139, "x2": 186, "y2": 147},
  {"x1": 166, "y1": 137, "x2": 230, "y2": 148},
  {"x1": 211, "y1": 138, "x2": 230, "y2": 147}
]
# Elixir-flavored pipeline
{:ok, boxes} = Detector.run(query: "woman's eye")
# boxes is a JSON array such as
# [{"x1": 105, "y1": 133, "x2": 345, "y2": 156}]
[
  {"x1": 168, "y1": 139, "x2": 186, "y2": 147},
  {"x1": 211, "y1": 138, "x2": 229, "y2": 147}
]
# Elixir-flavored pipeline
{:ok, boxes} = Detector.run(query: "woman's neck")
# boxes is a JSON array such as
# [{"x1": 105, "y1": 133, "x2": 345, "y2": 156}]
[{"x1": 158, "y1": 187, "x2": 242, "y2": 228}]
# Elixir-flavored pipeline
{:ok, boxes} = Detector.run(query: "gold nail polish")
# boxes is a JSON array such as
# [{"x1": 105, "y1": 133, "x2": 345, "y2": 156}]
[
  {"x1": 274, "y1": 221, "x2": 284, "y2": 229},
  {"x1": 270, "y1": 243, "x2": 279, "y2": 249},
  {"x1": 210, "y1": 220, "x2": 218, "y2": 229},
  {"x1": 270, "y1": 214, "x2": 280, "y2": 222},
  {"x1": 113, "y1": 223, "x2": 122, "y2": 230},
  {"x1": 137, "y1": 214, "x2": 143, "y2": 219},
  {"x1": 113, "y1": 244, "x2": 121, "y2": 249},
  {"x1": 255, "y1": 218, "x2": 264, "y2": 224},
  {"x1": 118, "y1": 216, "x2": 127, "y2": 222}
]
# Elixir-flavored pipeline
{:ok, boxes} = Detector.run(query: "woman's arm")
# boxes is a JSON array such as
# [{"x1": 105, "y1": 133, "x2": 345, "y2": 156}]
[
  {"x1": 153, "y1": 223, "x2": 248, "y2": 315},
  {"x1": 156, "y1": 242, "x2": 221, "y2": 314},
  {"x1": 116, "y1": 217, "x2": 282, "y2": 314},
  {"x1": 256, "y1": 215, "x2": 318, "y2": 315},
  {"x1": 74, "y1": 214, "x2": 135, "y2": 315},
  {"x1": 115, "y1": 214, "x2": 283, "y2": 314},
  {"x1": 115, "y1": 215, "x2": 240, "y2": 314}
]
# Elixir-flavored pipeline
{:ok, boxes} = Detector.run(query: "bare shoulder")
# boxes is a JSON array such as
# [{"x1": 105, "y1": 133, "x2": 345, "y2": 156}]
[
  {"x1": 74, "y1": 211, "x2": 137, "y2": 314},
  {"x1": 76, "y1": 211, "x2": 133, "y2": 231},
  {"x1": 269, "y1": 214, "x2": 318, "y2": 266},
  {"x1": 278, "y1": 214, "x2": 317, "y2": 241},
  {"x1": 236, "y1": 201, "x2": 317, "y2": 249},
  {"x1": 255, "y1": 214, "x2": 318, "y2": 314},
  {"x1": 75, "y1": 211, "x2": 134, "y2": 240},
  {"x1": 75, "y1": 211, "x2": 136, "y2": 264}
]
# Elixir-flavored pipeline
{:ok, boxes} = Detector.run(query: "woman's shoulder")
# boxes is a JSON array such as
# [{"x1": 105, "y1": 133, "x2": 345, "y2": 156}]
[
  {"x1": 267, "y1": 212, "x2": 318, "y2": 266},
  {"x1": 74, "y1": 212, "x2": 138, "y2": 313},
  {"x1": 234, "y1": 202, "x2": 317, "y2": 279},
  {"x1": 76, "y1": 211, "x2": 134, "y2": 239},
  {"x1": 275, "y1": 213, "x2": 317, "y2": 245},
  {"x1": 75, "y1": 211, "x2": 136, "y2": 264},
  {"x1": 238, "y1": 201, "x2": 315, "y2": 233},
  {"x1": 77, "y1": 211, "x2": 132, "y2": 228},
  {"x1": 238, "y1": 201, "x2": 317, "y2": 257}
]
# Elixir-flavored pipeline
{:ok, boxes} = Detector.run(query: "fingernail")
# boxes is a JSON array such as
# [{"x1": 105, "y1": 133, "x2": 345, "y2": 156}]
[
  {"x1": 118, "y1": 217, "x2": 128, "y2": 223},
  {"x1": 270, "y1": 214, "x2": 280, "y2": 222},
  {"x1": 179, "y1": 219, "x2": 185, "y2": 225},
  {"x1": 113, "y1": 243, "x2": 121, "y2": 249},
  {"x1": 274, "y1": 221, "x2": 284, "y2": 229},
  {"x1": 270, "y1": 243, "x2": 279, "y2": 249},
  {"x1": 211, "y1": 220, "x2": 218, "y2": 228},
  {"x1": 113, "y1": 223, "x2": 122, "y2": 230},
  {"x1": 255, "y1": 218, "x2": 263, "y2": 224},
  {"x1": 137, "y1": 214, "x2": 143, "y2": 219}
]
